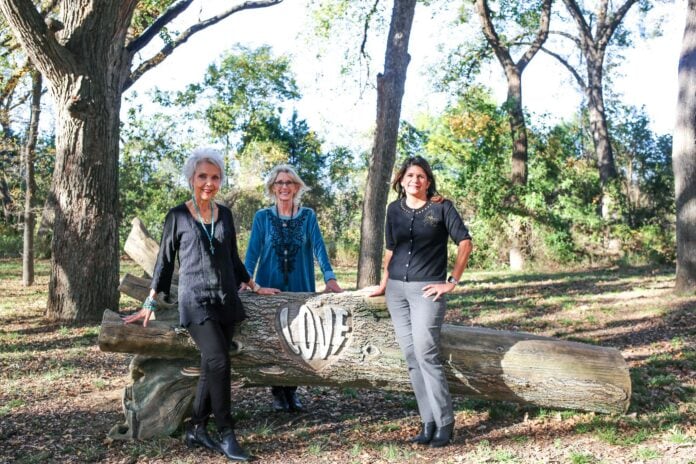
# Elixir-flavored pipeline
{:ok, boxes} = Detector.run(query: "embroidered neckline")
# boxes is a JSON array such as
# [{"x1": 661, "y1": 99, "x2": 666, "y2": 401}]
[{"x1": 400, "y1": 197, "x2": 433, "y2": 215}]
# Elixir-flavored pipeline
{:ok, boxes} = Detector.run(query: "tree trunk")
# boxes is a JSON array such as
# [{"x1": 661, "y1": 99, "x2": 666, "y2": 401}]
[
  {"x1": 46, "y1": 74, "x2": 123, "y2": 321},
  {"x1": 586, "y1": 55, "x2": 619, "y2": 222},
  {"x1": 674, "y1": 0, "x2": 696, "y2": 293},
  {"x1": 0, "y1": 175, "x2": 12, "y2": 222},
  {"x1": 474, "y1": 0, "x2": 552, "y2": 272},
  {"x1": 22, "y1": 69, "x2": 41, "y2": 286},
  {"x1": 0, "y1": 1, "x2": 139, "y2": 321},
  {"x1": 507, "y1": 75, "x2": 528, "y2": 186},
  {"x1": 357, "y1": 0, "x2": 417, "y2": 288},
  {"x1": 506, "y1": 76, "x2": 528, "y2": 271},
  {"x1": 34, "y1": 194, "x2": 54, "y2": 259}
]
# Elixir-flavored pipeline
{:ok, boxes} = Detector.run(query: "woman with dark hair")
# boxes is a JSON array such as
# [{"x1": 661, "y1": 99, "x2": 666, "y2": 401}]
[
  {"x1": 124, "y1": 148, "x2": 279, "y2": 462},
  {"x1": 370, "y1": 156, "x2": 473, "y2": 448}
]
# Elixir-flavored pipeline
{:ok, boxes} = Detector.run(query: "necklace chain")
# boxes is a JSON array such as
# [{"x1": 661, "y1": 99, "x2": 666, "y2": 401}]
[{"x1": 192, "y1": 196, "x2": 215, "y2": 255}]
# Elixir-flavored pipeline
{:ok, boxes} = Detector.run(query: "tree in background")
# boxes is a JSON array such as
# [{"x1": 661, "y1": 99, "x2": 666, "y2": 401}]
[
  {"x1": 473, "y1": 0, "x2": 552, "y2": 270},
  {"x1": 21, "y1": 67, "x2": 40, "y2": 285},
  {"x1": 357, "y1": 0, "x2": 417, "y2": 288},
  {"x1": 0, "y1": 0, "x2": 283, "y2": 322},
  {"x1": 673, "y1": 0, "x2": 696, "y2": 293},
  {"x1": 544, "y1": 0, "x2": 649, "y2": 219}
]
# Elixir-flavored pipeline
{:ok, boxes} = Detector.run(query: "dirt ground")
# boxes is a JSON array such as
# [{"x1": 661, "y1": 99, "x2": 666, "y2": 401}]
[{"x1": 0, "y1": 262, "x2": 694, "y2": 463}]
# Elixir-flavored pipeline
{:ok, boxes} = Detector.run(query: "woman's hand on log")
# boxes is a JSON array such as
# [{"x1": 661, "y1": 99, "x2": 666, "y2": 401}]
[
  {"x1": 323, "y1": 279, "x2": 344, "y2": 293},
  {"x1": 256, "y1": 286, "x2": 280, "y2": 295},
  {"x1": 421, "y1": 282, "x2": 456, "y2": 301},
  {"x1": 367, "y1": 284, "x2": 386, "y2": 297},
  {"x1": 122, "y1": 308, "x2": 154, "y2": 327}
]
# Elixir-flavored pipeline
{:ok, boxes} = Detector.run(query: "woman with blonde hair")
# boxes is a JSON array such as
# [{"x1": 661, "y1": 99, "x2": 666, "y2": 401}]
[{"x1": 244, "y1": 164, "x2": 343, "y2": 411}]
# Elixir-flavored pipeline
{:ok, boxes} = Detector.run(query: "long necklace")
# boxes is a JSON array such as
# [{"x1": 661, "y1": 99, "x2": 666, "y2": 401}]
[
  {"x1": 276, "y1": 203, "x2": 295, "y2": 288},
  {"x1": 192, "y1": 196, "x2": 216, "y2": 255}
]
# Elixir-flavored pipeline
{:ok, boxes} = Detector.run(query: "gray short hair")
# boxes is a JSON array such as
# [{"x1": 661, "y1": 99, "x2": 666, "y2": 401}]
[
  {"x1": 264, "y1": 164, "x2": 309, "y2": 206},
  {"x1": 183, "y1": 148, "x2": 226, "y2": 189}
]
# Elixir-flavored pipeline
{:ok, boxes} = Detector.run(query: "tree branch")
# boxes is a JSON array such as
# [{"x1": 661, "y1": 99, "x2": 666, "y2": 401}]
[
  {"x1": 0, "y1": 59, "x2": 30, "y2": 104},
  {"x1": 360, "y1": 0, "x2": 380, "y2": 60},
  {"x1": 597, "y1": 0, "x2": 639, "y2": 49},
  {"x1": 125, "y1": 0, "x2": 194, "y2": 54},
  {"x1": 517, "y1": 0, "x2": 552, "y2": 72},
  {"x1": 124, "y1": 0, "x2": 284, "y2": 91},
  {"x1": 549, "y1": 30, "x2": 582, "y2": 48},
  {"x1": 562, "y1": 0, "x2": 594, "y2": 45},
  {"x1": 474, "y1": 0, "x2": 514, "y2": 70},
  {"x1": 539, "y1": 46, "x2": 586, "y2": 90},
  {"x1": 0, "y1": 0, "x2": 78, "y2": 80}
]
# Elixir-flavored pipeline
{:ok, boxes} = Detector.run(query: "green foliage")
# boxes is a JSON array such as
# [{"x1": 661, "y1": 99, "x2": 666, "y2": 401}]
[
  {"x1": 398, "y1": 85, "x2": 673, "y2": 269},
  {"x1": 123, "y1": 45, "x2": 363, "y2": 260},
  {"x1": 119, "y1": 106, "x2": 193, "y2": 243},
  {"x1": 162, "y1": 45, "x2": 300, "y2": 151}
]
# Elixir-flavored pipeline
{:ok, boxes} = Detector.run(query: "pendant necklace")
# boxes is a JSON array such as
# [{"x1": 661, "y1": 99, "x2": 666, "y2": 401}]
[
  {"x1": 276, "y1": 203, "x2": 295, "y2": 288},
  {"x1": 192, "y1": 196, "x2": 216, "y2": 255}
]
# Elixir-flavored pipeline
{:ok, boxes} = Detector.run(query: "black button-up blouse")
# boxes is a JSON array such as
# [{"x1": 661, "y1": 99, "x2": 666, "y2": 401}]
[
  {"x1": 150, "y1": 203, "x2": 250, "y2": 326},
  {"x1": 386, "y1": 198, "x2": 471, "y2": 282}
]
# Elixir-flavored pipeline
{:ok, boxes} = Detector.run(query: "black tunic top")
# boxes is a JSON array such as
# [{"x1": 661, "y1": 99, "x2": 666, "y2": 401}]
[
  {"x1": 150, "y1": 203, "x2": 250, "y2": 326},
  {"x1": 386, "y1": 198, "x2": 471, "y2": 282}
]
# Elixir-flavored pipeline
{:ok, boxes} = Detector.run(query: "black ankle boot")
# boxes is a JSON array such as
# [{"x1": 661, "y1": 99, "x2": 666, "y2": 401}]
[
  {"x1": 219, "y1": 429, "x2": 250, "y2": 462},
  {"x1": 184, "y1": 422, "x2": 221, "y2": 453},
  {"x1": 409, "y1": 421, "x2": 436, "y2": 445},
  {"x1": 285, "y1": 389, "x2": 304, "y2": 412},
  {"x1": 430, "y1": 422, "x2": 454, "y2": 448},
  {"x1": 271, "y1": 389, "x2": 290, "y2": 412}
]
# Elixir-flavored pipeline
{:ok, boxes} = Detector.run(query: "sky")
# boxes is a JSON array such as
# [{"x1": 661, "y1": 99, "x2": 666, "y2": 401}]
[{"x1": 125, "y1": 0, "x2": 686, "y2": 153}]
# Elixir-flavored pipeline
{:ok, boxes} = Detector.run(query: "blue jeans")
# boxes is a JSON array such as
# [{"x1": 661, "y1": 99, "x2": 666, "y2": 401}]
[{"x1": 386, "y1": 279, "x2": 453, "y2": 427}]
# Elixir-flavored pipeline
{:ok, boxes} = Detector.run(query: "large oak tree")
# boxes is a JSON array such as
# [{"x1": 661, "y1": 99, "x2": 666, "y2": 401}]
[{"x1": 0, "y1": 0, "x2": 283, "y2": 322}]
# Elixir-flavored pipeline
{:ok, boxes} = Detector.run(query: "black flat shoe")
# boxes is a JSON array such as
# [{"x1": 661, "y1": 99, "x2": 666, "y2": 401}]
[
  {"x1": 430, "y1": 422, "x2": 454, "y2": 448},
  {"x1": 184, "y1": 422, "x2": 221, "y2": 454},
  {"x1": 272, "y1": 390, "x2": 290, "y2": 412},
  {"x1": 409, "y1": 422, "x2": 436, "y2": 445},
  {"x1": 219, "y1": 429, "x2": 250, "y2": 462},
  {"x1": 285, "y1": 390, "x2": 304, "y2": 412}
]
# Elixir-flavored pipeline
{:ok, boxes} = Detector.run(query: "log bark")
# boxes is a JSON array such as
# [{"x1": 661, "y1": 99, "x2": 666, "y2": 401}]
[
  {"x1": 103, "y1": 219, "x2": 631, "y2": 439},
  {"x1": 101, "y1": 291, "x2": 631, "y2": 414},
  {"x1": 123, "y1": 217, "x2": 178, "y2": 284}
]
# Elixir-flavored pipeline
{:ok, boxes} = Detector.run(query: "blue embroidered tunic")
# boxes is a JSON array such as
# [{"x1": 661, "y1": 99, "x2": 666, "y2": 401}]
[{"x1": 244, "y1": 206, "x2": 336, "y2": 292}]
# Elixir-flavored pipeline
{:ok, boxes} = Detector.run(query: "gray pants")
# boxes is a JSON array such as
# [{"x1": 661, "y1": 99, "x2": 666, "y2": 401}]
[{"x1": 386, "y1": 279, "x2": 454, "y2": 427}]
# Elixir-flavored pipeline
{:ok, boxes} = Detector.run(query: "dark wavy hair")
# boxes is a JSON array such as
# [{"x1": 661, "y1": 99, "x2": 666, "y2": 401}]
[{"x1": 391, "y1": 156, "x2": 440, "y2": 200}]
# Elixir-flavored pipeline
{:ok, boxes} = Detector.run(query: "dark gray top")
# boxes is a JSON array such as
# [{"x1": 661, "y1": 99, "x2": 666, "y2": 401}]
[
  {"x1": 151, "y1": 203, "x2": 250, "y2": 326},
  {"x1": 386, "y1": 198, "x2": 471, "y2": 282}
]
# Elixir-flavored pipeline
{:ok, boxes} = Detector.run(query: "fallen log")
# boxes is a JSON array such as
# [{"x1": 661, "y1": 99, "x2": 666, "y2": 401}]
[{"x1": 101, "y1": 218, "x2": 631, "y2": 439}]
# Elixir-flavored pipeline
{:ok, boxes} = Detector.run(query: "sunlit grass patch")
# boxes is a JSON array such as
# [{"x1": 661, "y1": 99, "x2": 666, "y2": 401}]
[
  {"x1": 568, "y1": 450, "x2": 598, "y2": 464},
  {"x1": 0, "y1": 398, "x2": 25, "y2": 416},
  {"x1": 380, "y1": 442, "x2": 414, "y2": 461},
  {"x1": 633, "y1": 446, "x2": 661, "y2": 461},
  {"x1": 665, "y1": 425, "x2": 694, "y2": 445}
]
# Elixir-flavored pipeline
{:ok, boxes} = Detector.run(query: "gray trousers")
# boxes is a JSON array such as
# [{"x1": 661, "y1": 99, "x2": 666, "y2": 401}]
[{"x1": 386, "y1": 279, "x2": 454, "y2": 427}]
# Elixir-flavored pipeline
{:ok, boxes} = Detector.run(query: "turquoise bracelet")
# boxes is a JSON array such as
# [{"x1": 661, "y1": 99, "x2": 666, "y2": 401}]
[{"x1": 143, "y1": 296, "x2": 157, "y2": 312}]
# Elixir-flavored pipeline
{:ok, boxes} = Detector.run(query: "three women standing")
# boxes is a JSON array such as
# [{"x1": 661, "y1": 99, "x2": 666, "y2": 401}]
[
  {"x1": 124, "y1": 148, "x2": 278, "y2": 462},
  {"x1": 370, "y1": 156, "x2": 473, "y2": 448},
  {"x1": 244, "y1": 164, "x2": 343, "y2": 412}
]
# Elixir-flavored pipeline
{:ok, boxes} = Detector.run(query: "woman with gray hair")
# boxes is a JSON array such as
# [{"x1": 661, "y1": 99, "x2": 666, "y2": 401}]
[
  {"x1": 124, "y1": 148, "x2": 278, "y2": 462},
  {"x1": 244, "y1": 164, "x2": 343, "y2": 412}
]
